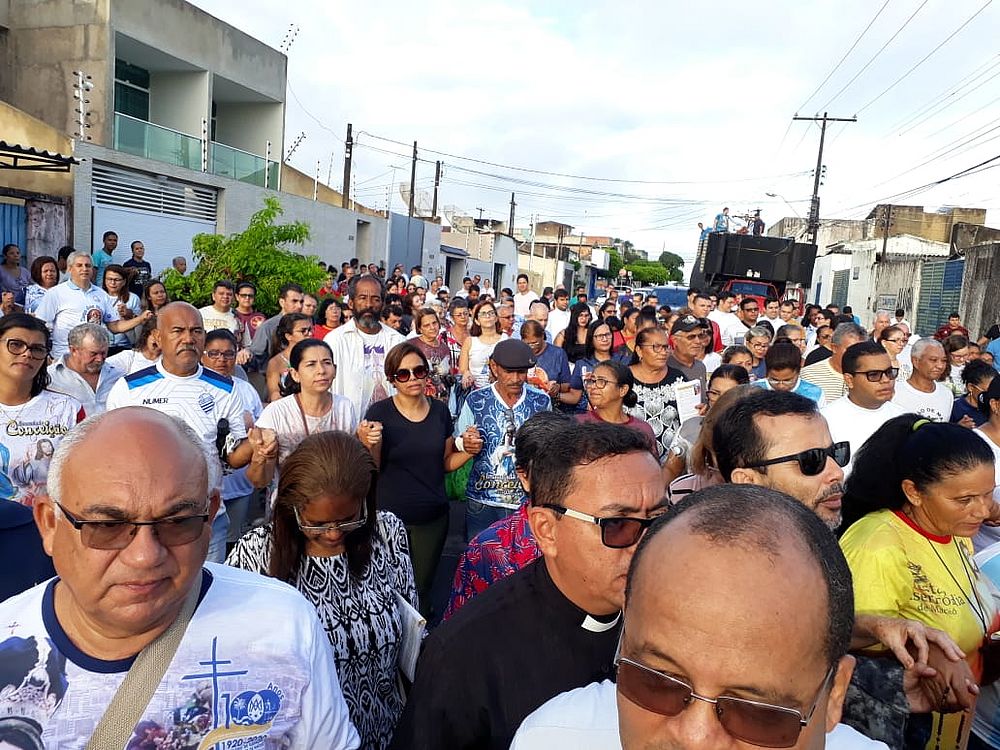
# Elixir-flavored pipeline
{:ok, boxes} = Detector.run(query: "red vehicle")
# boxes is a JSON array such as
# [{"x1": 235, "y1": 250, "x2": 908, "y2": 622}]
[{"x1": 690, "y1": 233, "x2": 816, "y2": 317}]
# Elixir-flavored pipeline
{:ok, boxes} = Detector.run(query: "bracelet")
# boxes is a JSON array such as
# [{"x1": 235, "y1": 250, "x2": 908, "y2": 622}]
[{"x1": 455, "y1": 435, "x2": 466, "y2": 453}]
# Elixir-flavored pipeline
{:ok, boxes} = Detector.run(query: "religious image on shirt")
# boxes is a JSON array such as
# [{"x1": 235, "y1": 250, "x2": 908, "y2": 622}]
[
  {"x1": 0, "y1": 633, "x2": 290, "y2": 750},
  {"x1": 84, "y1": 306, "x2": 105, "y2": 326},
  {"x1": 364, "y1": 341, "x2": 389, "y2": 405},
  {"x1": 0, "y1": 395, "x2": 77, "y2": 506}
]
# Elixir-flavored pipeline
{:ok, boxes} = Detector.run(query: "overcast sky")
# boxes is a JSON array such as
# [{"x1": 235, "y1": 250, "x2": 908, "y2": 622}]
[{"x1": 193, "y1": 0, "x2": 1000, "y2": 268}]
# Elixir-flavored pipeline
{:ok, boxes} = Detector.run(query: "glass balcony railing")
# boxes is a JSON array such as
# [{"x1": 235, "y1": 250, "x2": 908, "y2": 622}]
[
  {"x1": 113, "y1": 112, "x2": 201, "y2": 171},
  {"x1": 210, "y1": 141, "x2": 279, "y2": 190}
]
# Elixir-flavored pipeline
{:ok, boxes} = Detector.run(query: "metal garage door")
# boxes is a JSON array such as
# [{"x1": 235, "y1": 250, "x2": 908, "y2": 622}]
[
  {"x1": 91, "y1": 164, "x2": 217, "y2": 276},
  {"x1": 830, "y1": 269, "x2": 850, "y2": 310},
  {"x1": 915, "y1": 258, "x2": 965, "y2": 337}
]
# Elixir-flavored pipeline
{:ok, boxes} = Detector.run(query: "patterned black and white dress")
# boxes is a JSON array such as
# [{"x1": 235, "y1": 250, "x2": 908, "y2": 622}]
[
  {"x1": 227, "y1": 511, "x2": 418, "y2": 750},
  {"x1": 626, "y1": 367, "x2": 686, "y2": 462}
]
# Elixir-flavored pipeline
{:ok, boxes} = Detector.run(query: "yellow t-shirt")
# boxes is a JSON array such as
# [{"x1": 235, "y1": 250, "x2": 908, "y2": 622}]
[{"x1": 840, "y1": 509, "x2": 998, "y2": 750}]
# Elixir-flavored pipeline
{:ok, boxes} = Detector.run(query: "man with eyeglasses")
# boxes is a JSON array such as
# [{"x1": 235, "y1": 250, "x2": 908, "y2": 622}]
[
  {"x1": 890, "y1": 338, "x2": 953, "y2": 423},
  {"x1": 801, "y1": 323, "x2": 868, "y2": 404},
  {"x1": 512, "y1": 484, "x2": 886, "y2": 749},
  {"x1": 233, "y1": 282, "x2": 265, "y2": 353},
  {"x1": 755, "y1": 340, "x2": 825, "y2": 405},
  {"x1": 0, "y1": 408, "x2": 360, "y2": 749},
  {"x1": 106, "y1": 303, "x2": 264, "y2": 562},
  {"x1": 392, "y1": 422, "x2": 665, "y2": 750},
  {"x1": 820, "y1": 341, "x2": 904, "y2": 477},
  {"x1": 668, "y1": 316, "x2": 707, "y2": 395}
]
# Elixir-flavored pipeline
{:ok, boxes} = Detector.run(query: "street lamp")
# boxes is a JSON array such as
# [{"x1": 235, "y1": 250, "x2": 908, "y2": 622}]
[{"x1": 765, "y1": 192, "x2": 802, "y2": 219}]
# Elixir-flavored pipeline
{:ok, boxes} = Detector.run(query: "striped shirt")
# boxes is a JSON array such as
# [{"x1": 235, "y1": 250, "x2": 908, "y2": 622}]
[{"x1": 800, "y1": 357, "x2": 848, "y2": 404}]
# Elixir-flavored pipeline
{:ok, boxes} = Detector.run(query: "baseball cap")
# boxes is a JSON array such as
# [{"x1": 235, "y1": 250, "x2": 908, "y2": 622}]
[
  {"x1": 438, "y1": 286, "x2": 450, "y2": 294},
  {"x1": 490, "y1": 339, "x2": 536, "y2": 370},
  {"x1": 671, "y1": 315, "x2": 702, "y2": 334}
]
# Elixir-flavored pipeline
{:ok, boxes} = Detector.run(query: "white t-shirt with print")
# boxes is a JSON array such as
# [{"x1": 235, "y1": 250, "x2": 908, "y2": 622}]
[
  {"x1": 0, "y1": 389, "x2": 83, "y2": 505},
  {"x1": 33, "y1": 281, "x2": 121, "y2": 357},
  {"x1": 891, "y1": 380, "x2": 954, "y2": 422},
  {"x1": 0, "y1": 563, "x2": 360, "y2": 749},
  {"x1": 255, "y1": 394, "x2": 359, "y2": 466},
  {"x1": 199, "y1": 305, "x2": 241, "y2": 336}
]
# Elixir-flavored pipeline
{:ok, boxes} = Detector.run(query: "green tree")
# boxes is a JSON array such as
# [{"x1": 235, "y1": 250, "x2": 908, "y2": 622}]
[
  {"x1": 607, "y1": 247, "x2": 624, "y2": 279},
  {"x1": 163, "y1": 197, "x2": 326, "y2": 316},
  {"x1": 625, "y1": 260, "x2": 673, "y2": 285}
]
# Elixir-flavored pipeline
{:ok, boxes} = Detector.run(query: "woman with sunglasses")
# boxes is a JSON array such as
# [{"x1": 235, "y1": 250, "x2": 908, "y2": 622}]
[
  {"x1": 265, "y1": 312, "x2": 314, "y2": 403},
  {"x1": 553, "y1": 302, "x2": 593, "y2": 364},
  {"x1": 411, "y1": 307, "x2": 453, "y2": 403},
  {"x1": 576, "y1": 360, "x2": 656, "y2": 456},
  {"x1": 952, "y1": 360, "x2": 995, "y2": 428},
  {"x1": 840, "y1": 416, "x2": 1000, "y2": 750},
  {"x1": 101, "y1": 264, "x2": 141, "y2": 356},
  {"x1": 249, "y1": 339, "x2": 358, "y2": 492},
  {"x1": 228, "y1": 430, "x2": 417, "y2": 750},
  {"x1": 459, "y1": 300, "x2": 505, "y2": 391},
  {"x1": 627, "y1": 327, "x2": 686, "y2": 461},
  {"x1": 359, "y1": 342, "x2": 481, "y2": 617},
  {"x1": 0, "y1": 314, "x2": 82, "y2": 505}
]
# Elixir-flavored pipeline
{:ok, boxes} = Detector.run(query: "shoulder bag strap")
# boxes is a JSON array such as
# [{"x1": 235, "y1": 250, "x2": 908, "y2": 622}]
[{"x1": 85, "y1": 570, "x2": 204, "y2": 750}]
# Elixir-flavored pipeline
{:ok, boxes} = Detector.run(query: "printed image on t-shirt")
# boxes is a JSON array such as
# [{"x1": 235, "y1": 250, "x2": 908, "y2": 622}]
[{"x1": 364, "y1": 341, "x2": 389, "y2": 405}]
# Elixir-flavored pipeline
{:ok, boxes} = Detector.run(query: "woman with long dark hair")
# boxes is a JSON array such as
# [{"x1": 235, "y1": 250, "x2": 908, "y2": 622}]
[
  {"x1": 265, "y1": 312, "x2": 314, "y2": 402},
  {"x1": 0, "y1": 244, "x2": 31, "y2": 306},
  {"x1": 0, "y1": 314, "x2": 82, "y2": 505},
  {"x1": 553, "y1": 302, "x2": 592, "y2": 363},
  {"x1": 840, "y1": 416, "x2": 1000, "y2": 748},
  {"x1": 459, "y1": 300, "x2": 504, "y2": 390},
  {"x1": 101, "y1": 264, "x2": 141, "y2": 355},
  {"x1": 562, "y1": 319, "x2": 627, "y2": 413},
  {"x1": 142, "y1": 279, "x2": 169, "y2": 314},
  {"x1": 313, "y1": 297, "x2": 345, "y2": 339},
  {"x1": 228, "y1": 430, "x2": 417, "y2": 749}
]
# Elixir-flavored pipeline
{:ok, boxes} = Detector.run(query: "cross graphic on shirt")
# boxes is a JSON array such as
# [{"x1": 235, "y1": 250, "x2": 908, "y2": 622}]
[{"x1": 182, "y1": 636, "x2": 249, "y2": 731}]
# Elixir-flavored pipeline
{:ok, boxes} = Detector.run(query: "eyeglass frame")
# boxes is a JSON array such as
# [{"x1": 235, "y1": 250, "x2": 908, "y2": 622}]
[
  {"x1": 391, "y1": 365, "x2": 429, "y2": 383},
  {"x1": 582, "y1": 375, "x2": 620, "y2": 390},
  {"x1": 293, "y1": 504, "x2": 368, "y2": 535},
  {"x1": 203, "y1": 349, "x2": 237, "y2": 361},
  {"x1": 540, "y1": 503, "x2": 658, "y2": 548},
  {"x1": 743, "y1": 441, "x2": 851, "y2": 477},
  {"x1": 5, "y1": 337, "x2": 51, "y2": 360},
  {"x1": 615, "y1": 651, "x2": 836, "y2": 748},
  {"x1": 846, "y1": 366, "x2": 899, "y2": 382},
  {"x1": 53, "y1": 500, "x2": 210, "y2": 549}
]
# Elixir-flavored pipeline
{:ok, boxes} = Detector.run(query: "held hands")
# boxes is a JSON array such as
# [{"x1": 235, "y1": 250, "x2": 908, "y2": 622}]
[
  {"x1": 461, "y1": 373, "x2": 475, "y2": 389},
  {"x1": 236, "y1": 348, "x2": 252, "y2": 366},
  {"x1": 138, "y1": 310, "x2": 155, "y2": 324},
  {"x1": 247, "y1": 427, "x2": 278, "y2": 462},
  {"x1": 862, "y1": 615, "x2": 965, "y2": 669},
  {"x1": 357, "y1": 419, "x2": 383, "y2": 448},
  {"x1": 461, "y1": 426, "x2": 483, "y2": 455}
]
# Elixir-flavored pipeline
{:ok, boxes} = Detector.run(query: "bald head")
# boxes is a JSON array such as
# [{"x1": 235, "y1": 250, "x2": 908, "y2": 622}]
[{"x1": 156, "y1": 302, "x2": 206, "y2": 376}]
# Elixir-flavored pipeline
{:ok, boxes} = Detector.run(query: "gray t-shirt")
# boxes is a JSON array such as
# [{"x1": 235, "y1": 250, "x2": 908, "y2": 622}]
[{"x1": 667, "y1": 355, "x2": 707, "y2": 399}]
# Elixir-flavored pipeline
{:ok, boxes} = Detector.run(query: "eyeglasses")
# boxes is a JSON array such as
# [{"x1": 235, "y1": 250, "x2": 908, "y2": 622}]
[
  {"x1": 478, "y1": 310, "x2": 497, "y2": 319},
  {"x1": 541, "y1": 503, "x2": 658, "y2": 548},
  {"x1": 237, "y1": 293, "x2": 255, "y2": 299},
  {"x1": 884, "y1": 338, "x2": 907, "y2": 344},
  {"x1": 293, "y1": 504, "x2": 368, "y2": 535},
  {"x1": 745, "y1": 442, "x2": 851, "y2": 477},
  {"x1": 55, "y1": 501, "x2": 210, "y2": 550},
  {"x1": 766, "y1": 376, "x2": 798, "y2": 387},
  {"x1": 616, "y1": 655, "x2": 835, "y2": 748},
  {"x1": 640, "y1": 344, "x2": 669, "y2": 353},
  {"x1": 5, "y1": 338, "x2": 50, "y2": 360},
  {"x1": 583, "y1": 376, "x2": 618, "y2": 390},
  {"x1": 393, "y1": 365, "x2": 429, "y2": 382},
  {"x1": 204, "y1": 350, "x2": 237, "y2": 361},
  {"x1": 593, "y1": 332, "x2": 613, "y2": 340},
  {"x1": 743, "y1": 307, "x2": 760, "y2": 313},
  {"x1": 848, "y1": 366, "x2": 899, "y2": 382}
]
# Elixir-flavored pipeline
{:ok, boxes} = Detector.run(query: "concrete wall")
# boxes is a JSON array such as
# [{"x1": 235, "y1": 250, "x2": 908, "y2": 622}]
[
  {"x1": 492, "y1": 234, "x2": 518, "y2": 291},
  {"x1": 960, "y1": 243, "x2": 1000, "y2": 339},
  {"x1": 2, "y1": 0, "x2": 112, "y2": 144},
  {"x1": 809, "y1": 252, "x2": 853, "y2": 308},
  {"x1": 766, "y1": 217, "x2": 869, "y2": 249},
  {"x1": 954, "y1": 222, "x2": 1000, "y2": 252},
  {"x1": 213, "y1": 101, "x2": 282, "y2": 155},
  {"x1": 109, "y1": 0, "x2": 286, "y2": 103},
  {"x1": 149, "y1": 70, "x2": 209, "y2": 136},
  {"x1": 518, "y1": 250, "x2": 557, "y2": 291},
  {"x1": 0, "y1": 101, "x2": 74, "y2": 197},
  {"x1": 874, "y1": 204, "x2": 988, "y2": 245}
]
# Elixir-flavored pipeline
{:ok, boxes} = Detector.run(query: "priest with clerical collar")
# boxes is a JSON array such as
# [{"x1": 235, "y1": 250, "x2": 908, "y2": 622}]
[{"x1": 390, "y1": 420, "x2": 667, "y2": 750}]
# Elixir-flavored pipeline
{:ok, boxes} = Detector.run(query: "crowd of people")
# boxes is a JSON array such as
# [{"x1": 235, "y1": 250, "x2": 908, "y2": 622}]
[{"x1": 3, "y1": 240, "x2": 1000, "y2": 749}]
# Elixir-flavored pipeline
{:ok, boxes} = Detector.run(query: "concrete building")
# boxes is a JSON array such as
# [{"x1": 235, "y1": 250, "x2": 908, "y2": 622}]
[
  {"x1": 439, "y1": 226, "x2": 517, "y2": 292},
  {"x1": 1, "y1": 0, "x2": 388, "y2": 271}
]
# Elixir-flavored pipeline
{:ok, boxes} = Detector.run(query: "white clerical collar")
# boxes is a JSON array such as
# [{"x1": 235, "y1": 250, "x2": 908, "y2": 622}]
[{"x1": 581, "y1": 611, "x2": 622, "y2": 633}]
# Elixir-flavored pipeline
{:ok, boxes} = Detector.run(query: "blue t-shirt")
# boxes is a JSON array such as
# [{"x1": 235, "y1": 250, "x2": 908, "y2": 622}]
[
  {"x1": 535, "y1": 344, "x2": 571, "y2": 385},
  {"x1": 951, "y1": 395, "x2": 988, "y2": 427},
  {"x1": 754, "y1": 377, "x2": 825, "y2": 404},
  {"x1": 91, "y1": 249, "x2": 112, "y2": 286},
  {"x1": 455, "y1": 385, "x2": 550, "y2": 508}
]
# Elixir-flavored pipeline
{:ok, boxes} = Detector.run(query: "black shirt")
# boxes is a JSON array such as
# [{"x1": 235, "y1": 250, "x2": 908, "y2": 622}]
[
  {"x1": 122, "y1": 258, "x2": 152, "y2": 297},
  {"x1": 364, "y1": 397, "x2": 452, "y2": 524},
  {"x1": 804, "y1": 346, "x2": 833, "y2": 367},
  {"x1": 389, "y1": 558, "x2": 621, "y2": 750},
  {"x1": 0, "y1": 501, "x2": 55, "y2": 600}
]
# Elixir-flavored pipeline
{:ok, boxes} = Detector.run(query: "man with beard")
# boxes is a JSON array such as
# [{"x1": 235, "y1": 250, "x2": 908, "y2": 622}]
[
  {"x1": 325, "y1": 275, "x2": 404, "y2": 416},
  {"x1": 106, "y1": 302, "x2": 266, "y2": 562}
]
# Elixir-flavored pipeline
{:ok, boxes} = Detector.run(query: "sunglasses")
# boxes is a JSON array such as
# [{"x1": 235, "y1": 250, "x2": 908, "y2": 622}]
[
  {"x1": 392, "y1": 365, "x2": 429, "y2": 382},
  {"x1": 55, "y1": 501, "x2": 209, "y2": 550},
  {"x1": 541, "y1": 503, "x2": 658, "y2": 548},
  {"x1": 745, "y1": 442, "x2": 850, "y2": 476},
  {"x1": 848, "y1": 366, "x2": 899, "y2": 382},
  {"x1": 616, "y1": 655, "x2": 835, "y2": 748},
  {"x1": 294, "y1": 505, "x2": 368, "y2": 535}
]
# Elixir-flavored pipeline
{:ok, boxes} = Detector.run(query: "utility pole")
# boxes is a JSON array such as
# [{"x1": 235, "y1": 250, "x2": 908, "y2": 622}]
[
  {"x1": 879, "y1": 204, "x2": 893, "y2": 263},
  {"x1": 431, "y1": 160, "x2": 441, "y2": 220},
  {"x1": 341, "y1": 123, "x2": 353, "y2": 209},
  {"x1": 408, "y1": 141, "x2": 418, "y2": 218},
  {"x1": 508, "y1": 193, "x2": 516, "y2": 234},
  {"x1": 792, "y1": 112, "x2": 857, "y2": 246}
]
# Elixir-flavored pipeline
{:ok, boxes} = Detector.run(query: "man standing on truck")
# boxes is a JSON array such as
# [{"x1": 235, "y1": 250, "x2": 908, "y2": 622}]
[{"x1": 712, "y1": 207, "x2": 730, "y2": 233}]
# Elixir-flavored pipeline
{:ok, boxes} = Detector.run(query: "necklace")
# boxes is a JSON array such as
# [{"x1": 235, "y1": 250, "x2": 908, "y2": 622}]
[
  {"x1": 0, "y1": 395, "x2": 32, "y2": 425},
  {"x1": 294, "y1": 392, "x2": 332, "y2": 436},
  {"x1": 927, "y1": 537, "x2": 989, "y2": 637}
]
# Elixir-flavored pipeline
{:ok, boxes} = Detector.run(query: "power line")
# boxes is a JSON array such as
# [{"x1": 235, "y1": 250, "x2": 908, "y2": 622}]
[
  {"x1": 855, "y1": 0, "x2": 994, "y2": 114},
  {"x1": 797, "y1": 0, "x2": 893, "y2": 111},
  {"x1": 819, "y1": 0, "x2": 930, "y2": 110},
  {"x1": 895, "y1": 63, "x2": 1000, "y2": 137}
]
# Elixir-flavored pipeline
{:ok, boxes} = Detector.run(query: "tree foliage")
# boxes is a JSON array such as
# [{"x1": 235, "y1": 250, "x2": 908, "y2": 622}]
[
  {"x1": 163, "y1": 197, "x2": 326, "y2": 316},
  {"x1": 625, "y1": 260, "x2": 676, "y2": 284}
]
